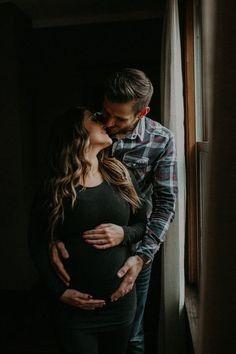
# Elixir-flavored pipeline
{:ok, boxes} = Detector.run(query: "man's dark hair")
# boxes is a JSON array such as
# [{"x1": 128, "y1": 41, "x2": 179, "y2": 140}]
[{"x1": 104, "y1": 68, "x2": 154, "y2": 113}]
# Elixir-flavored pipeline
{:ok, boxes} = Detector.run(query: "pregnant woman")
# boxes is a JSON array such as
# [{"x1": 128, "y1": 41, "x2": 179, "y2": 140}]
[{"x1": 28, "y1": 106, "x2": 146, "y2": 354}]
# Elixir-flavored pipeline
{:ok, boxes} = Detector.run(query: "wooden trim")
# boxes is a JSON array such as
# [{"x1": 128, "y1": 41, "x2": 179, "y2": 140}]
[
  {"x1": 197, "y1": 141, "x2": 208, "y2": 152},
  {"x1": 184, "y1": 0, "x2": 198, "y2": 284},
  {"x1": 196, "y1": 141, "x2": 208, "y2": 283}
]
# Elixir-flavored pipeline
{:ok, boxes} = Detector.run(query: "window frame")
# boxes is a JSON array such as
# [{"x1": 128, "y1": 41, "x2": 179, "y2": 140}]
[
  {"x1": 184, "y1": 0, "x2": 198, "y2": 287},
  {"x1": 183, "y1": 0, "x2": 208, "y2": 351}
]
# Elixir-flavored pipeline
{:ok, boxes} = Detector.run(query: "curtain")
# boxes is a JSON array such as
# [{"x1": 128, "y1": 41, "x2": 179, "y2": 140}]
[
  {"x1": 159, "y1": 0, "x2": 187, "y2": 353},
  {"x1": 198, "y1": 1, "x2": 236, "y2": 353}
]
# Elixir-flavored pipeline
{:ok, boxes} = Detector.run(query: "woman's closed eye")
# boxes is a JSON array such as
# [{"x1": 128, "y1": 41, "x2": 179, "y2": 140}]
[{"x1": 90, "y1": 112, "x2": 106, "y2": 125}]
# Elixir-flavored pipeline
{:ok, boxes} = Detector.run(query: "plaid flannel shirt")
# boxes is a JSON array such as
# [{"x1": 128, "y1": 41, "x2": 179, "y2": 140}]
[{"x1": 109, "y1": 116, "x2": 178, "y2": 261}]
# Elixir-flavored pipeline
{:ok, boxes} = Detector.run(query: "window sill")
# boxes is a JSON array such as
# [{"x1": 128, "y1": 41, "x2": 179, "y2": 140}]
[{"x1": 185, "y1": 285, "x2": 199, "y2": 353}]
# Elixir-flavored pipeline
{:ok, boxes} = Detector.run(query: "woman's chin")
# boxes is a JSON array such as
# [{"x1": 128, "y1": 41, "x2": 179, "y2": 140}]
[{"x1": 103, "y1": 137, "x2": 113, "y2": 147}]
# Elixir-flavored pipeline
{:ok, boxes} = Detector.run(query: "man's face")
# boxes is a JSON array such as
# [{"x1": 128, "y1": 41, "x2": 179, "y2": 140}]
[{"x1": 102, "y1": 97, "x2": 142, "y2": 136}]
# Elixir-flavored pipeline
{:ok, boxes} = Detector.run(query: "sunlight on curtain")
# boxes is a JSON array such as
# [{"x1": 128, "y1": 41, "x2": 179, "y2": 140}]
[{"x1": 159, "y1": 0, "x2": 186, "y2": 353}]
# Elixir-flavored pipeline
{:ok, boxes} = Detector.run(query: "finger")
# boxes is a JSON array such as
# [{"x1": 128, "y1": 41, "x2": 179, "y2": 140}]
[
  {"x1": 86, "y1": 299, "x2": 106, "y2": 305},
  {"x1": 83, "y1": 230, "x2": 106, "y2": 237},
  {"x1": 71, "y1": 292, "x2": 105, "y2": 303},
  {"x1": 93, "y1": 244, "x2": 112, "y2": 250},
  {"x1": 111, "y1": 276, "x2": 134, "y2": 302},
  {"x1": 95, "y1": 224, "x2": 111, "y2": 229},
  {"x1": 74, "y1": 291, "x2": 93, "y2": 300},
  {"x1": 50, "y1": 248, "x2": 66, "y2": 272},
  {"x1": 85, "y1": 239, "x2": 107, "y2": 245},
  {"x1": 51, "y1": 255, "x2": 71, "y2": 285},
  {"x1": 57, "y1": 242, "x2": 70, "y2": 259},
  {"x1": 51, "y1": 244, "x2": 69, "y2": 269},
  {"x1": 117, "y1": 264, "x2": 130, "y2": 278},
  {"x1": 79, "y1": 303, "x2": 105, "y2": 310},
  {"x1": 51, "y1": 245, "x2": 60, "y2": 264},
  {"x1": 54, "y1": 262, "x2": 71, "y2": 284},
  {"x1": 57, "y1": 273, "x2": 70, "y2": 286},
  {"x1": 111, "y1": 286, "x2": 125, "y2": 302},
  {"x1": 79, "y1": 306, "x2": 96, "y2": 310},
  {"x1": 68, "y1": 299, "x2": 105, "y2": 310},
  {"x1": 75, "y1": 298, "x2": 106, "y2": 306}
]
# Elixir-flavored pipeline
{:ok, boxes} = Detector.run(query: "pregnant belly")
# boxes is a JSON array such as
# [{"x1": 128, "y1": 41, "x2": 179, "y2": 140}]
[{"x1": 63, "y1": 239, "x2": 129, "y2": 300}]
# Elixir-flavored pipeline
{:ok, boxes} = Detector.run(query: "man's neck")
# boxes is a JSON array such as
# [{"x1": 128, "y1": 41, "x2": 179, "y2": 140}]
[{"x1": 115, "y1": 118, "x2": 141, "y2": 140}]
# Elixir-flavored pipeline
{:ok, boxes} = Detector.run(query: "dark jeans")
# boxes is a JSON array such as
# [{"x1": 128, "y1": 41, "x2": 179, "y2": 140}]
[
  {"x1": 128, "y1": 265, "x2": 152, "y2": 354},
  {"x1": 59, "y1": 324, "x2": 132, "y2": 354}
]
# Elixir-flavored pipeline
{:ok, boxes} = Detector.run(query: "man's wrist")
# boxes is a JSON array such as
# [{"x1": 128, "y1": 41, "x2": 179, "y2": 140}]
[{"x1": 136, "y1": 253, "x2": 152, "y2": 269}]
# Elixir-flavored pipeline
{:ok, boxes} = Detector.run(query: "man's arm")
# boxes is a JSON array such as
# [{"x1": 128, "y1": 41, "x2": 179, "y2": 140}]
[
  {"x1": 136, "y1": 132, "x2": 178, "y2": 261},
  {"x1": 111, "y1": 133, "x2": 177, "y2": 301},
  {"x1": 50, "y1": 241, "x2": 70, "y2": 286}
]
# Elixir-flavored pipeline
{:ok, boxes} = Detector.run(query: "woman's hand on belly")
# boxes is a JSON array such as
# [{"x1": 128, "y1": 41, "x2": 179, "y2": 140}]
[
  {"x1": 60, "y1": 289, "x2": 106, "y2": 310},
  {"x1": 82, "y1": 223, "x2": 124, "y2": 249}
]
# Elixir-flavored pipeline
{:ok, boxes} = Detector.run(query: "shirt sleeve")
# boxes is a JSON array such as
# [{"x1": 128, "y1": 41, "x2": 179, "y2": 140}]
[
  {"x1": 136, "y1": 132, "x2": 178, "y2": 261},
  {"x1": 122, "y1": 171, "x2": 147, "y2": 246},
  {"x1": 27, "y1": 189, "x2": 67, "y2": 299}
]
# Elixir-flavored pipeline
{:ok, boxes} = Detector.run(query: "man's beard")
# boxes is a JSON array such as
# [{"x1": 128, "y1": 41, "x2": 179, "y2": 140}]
[
  {"x1": 106, "y1": 127, "x2": 133, "y2": 139},
  {"x1": 106, "y1": 119, "x2": 140, "y2": 137}
]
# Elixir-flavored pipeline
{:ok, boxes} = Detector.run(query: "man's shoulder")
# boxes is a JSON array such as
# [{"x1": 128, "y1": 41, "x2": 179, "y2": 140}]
[{"x1": 144, "y1": 116, "x2": 174, "y2": 140}]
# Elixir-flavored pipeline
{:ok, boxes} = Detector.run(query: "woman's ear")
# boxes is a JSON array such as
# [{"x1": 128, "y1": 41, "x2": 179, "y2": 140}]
[{"x1": 138, "y1": 107, "x2": 150, "y2": 118}]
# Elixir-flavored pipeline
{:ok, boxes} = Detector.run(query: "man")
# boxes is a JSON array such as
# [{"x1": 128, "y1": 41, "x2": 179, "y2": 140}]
[{"x1": 50, "y1": 68, "x2": 177, "y2": 353}]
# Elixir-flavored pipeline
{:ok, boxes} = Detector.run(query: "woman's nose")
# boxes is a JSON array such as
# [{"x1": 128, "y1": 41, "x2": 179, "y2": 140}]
[{"x1": 105, "y1": 117, "x2": 115, "y2": 128}]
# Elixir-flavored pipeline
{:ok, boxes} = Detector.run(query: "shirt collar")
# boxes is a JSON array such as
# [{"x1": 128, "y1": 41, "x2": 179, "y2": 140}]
[{"x1": 125, "y1": 117, "x2": 146, "y2": 142}]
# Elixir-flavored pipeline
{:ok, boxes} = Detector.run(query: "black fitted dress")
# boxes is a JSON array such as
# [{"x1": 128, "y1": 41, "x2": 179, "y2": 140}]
[{"x1": 28, "y1": 180, "x2": 146, "y2": 331}]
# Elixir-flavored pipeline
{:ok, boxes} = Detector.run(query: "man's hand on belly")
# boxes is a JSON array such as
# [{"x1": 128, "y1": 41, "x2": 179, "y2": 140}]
[
  {"x1": 110, "y1": 256, "x2": 144, "y2": 302},
  {"x1": 82, "y1": 223, "x2": 124, "y2": 249},
  {"x1": 60, "y1": 289, "x2": 106, "y2": 310},
  {"x1": 50, "y1": 241, "x2": 71, "y2": 286}
]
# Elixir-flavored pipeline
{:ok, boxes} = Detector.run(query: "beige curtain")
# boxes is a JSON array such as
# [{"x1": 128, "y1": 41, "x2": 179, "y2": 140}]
[{"x1": 159, "y1": 0, "x2": 187, "y2": 353}]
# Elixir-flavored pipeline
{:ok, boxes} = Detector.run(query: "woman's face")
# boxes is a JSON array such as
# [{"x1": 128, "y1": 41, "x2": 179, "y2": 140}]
[{"x1": 84, "y1": 110, "x2": 112, "y2": 149}]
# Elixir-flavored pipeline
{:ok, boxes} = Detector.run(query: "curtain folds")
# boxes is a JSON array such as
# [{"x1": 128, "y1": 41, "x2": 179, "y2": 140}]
[{"x1": 159, "y1": 0, "x2": 187, "y2": 353}]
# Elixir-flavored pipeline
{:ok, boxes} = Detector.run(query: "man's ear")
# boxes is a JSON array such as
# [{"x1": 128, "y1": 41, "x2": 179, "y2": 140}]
[{"x1": 139, "y1": 107, "x2": 150, "y2": 118}]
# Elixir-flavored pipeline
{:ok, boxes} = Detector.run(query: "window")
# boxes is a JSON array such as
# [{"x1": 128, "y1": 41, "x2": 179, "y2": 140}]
[{"x1": 184, "y1": 0, "x2": 208, "y2": 351}]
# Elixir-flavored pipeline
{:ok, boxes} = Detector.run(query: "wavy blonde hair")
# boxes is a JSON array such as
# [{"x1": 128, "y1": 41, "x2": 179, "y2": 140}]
[{"x1": 45, "y1": 106, "x2": 141, "y2": 239}]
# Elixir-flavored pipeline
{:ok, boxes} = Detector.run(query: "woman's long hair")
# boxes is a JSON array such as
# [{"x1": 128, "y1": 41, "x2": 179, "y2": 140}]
[{"x1": 45, "y1": 106, "x2": 141, "y2": 239}]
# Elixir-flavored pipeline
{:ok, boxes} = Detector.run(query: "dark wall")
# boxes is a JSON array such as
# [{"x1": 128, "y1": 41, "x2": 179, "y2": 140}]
[
  {"x1": 0, "y1": 4, "x2": 36, "y2": 290},
  {"x1": 32, "y1": 19, "x2": 163, "y2": 178},
  {"x1": 0, "y1": 8, "x2": 163, "y2": 290},
  {"x1": 0, "y1": 6, "x2": 163, "y2": 353},
  {"x1": 33, "y1": 19, "x2": 162, "y2": 113}
]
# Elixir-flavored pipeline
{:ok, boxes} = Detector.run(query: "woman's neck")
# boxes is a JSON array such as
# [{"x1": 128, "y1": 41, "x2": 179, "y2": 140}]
[
  {"x1": 80, "y1": 151, "x2": 104, "y2": 187},
  {"x1": 86, "y1": 150, "x2": 100, "y2": 173}
]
